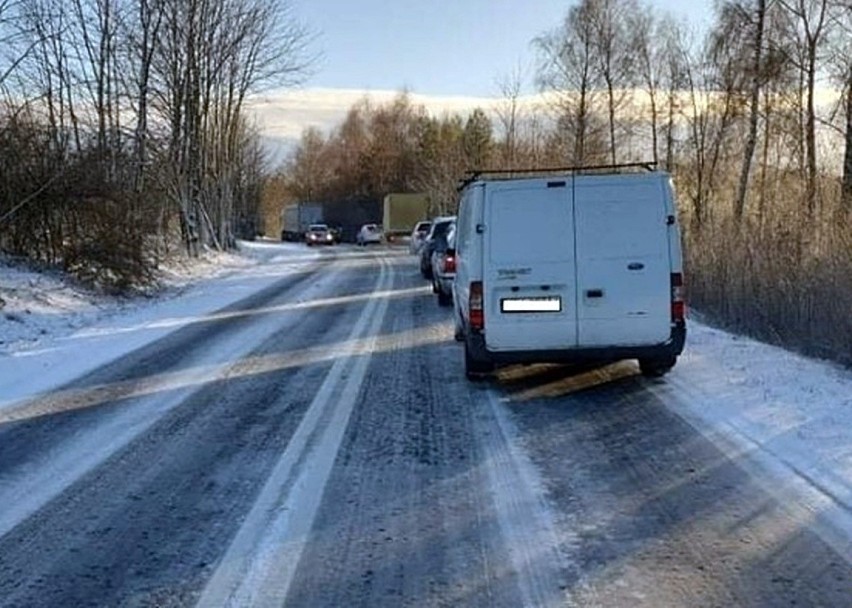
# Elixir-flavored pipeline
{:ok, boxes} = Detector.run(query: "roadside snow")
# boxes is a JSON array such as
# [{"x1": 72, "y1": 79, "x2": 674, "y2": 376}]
[
  {"x1": 1, "y1": 244, "x2": 850, "y2": 558},
  {"x1": 654, "y1": 322, "x2": 852, "y2": 558},
  {"x1": 0, "y1": 239, "x2": 319, "y2": 407},
  {"x1": 0, "y1": 245, "x2": 255, "y2": 351}
]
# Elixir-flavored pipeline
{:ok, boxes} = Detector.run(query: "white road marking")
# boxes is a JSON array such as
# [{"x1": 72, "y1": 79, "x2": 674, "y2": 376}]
[
  {"x1": 0, "y1": 307, "x2": 309, "y2": 541},
  {"x1": 196, "y1": 257, "x2": 394, "y2": 608},
  {"x1": 0, "y1": 257, "x2": 353, "y2": 542},
  {"x1": 477, "y1": 388, "x2": 570, "y2": 607}
]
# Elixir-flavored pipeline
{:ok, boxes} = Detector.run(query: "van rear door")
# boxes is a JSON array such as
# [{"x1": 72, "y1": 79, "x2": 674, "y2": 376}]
[
  {"x1": 574, "y1": 174, "x2": 671, "y2": 347},
  {"x1": 483, "y1": 180, "x2": 578, "y2": 351}
]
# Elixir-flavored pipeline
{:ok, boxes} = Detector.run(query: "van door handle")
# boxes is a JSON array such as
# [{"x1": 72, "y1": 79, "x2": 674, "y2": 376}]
[
  {"x1": 628, "y1": 262, "x2": 645, "y2": 271},
  {"x1": 586, "y1": 289, "x2": 604, "y2": 298}
]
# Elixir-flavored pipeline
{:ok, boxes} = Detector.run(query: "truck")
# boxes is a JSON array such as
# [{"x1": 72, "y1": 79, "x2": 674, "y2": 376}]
[
  {"x1": 382, "y1": 193, "x2": 430, "y2": 239},
  {"x1": 322, "y1": 197, "x2": 382, "y2": 243},
  {"x1": 281, "y1": 202, "x2": 324, "y2": 241}
]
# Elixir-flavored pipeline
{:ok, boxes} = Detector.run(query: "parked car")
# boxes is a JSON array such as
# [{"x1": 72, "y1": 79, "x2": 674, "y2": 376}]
[
  {"x1": 356, "y1": 223, "x2": 383, "y2": 246},
  {"x1": 430, "y1": 224, "x2": 456, "y2": 306},
  {"x1": 408, "y1": 221, "x2": 432, "y2": 255},
  {"x1": 305, "y1": 223, "x2": 335, "y2": 246},
  {"x1": 453, "y1": 167, "x2": 686, "y2": 380},
  {"x1": 419, "y1": 216, "x2": 456, "y2": 279}
]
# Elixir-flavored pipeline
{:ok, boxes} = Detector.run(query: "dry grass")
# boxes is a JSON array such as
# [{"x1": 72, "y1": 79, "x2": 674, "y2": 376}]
[{"x1": 682, "y1": 177, "x2": 852, "y2": 367}]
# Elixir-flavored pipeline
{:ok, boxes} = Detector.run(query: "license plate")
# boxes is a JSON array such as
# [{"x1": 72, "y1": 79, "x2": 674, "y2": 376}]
[{"x1": 501, "y1": 297, "x2": 562, "y2": 313}]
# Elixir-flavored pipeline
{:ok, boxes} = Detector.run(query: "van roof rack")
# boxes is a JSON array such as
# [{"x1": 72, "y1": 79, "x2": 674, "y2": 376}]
[{"x1": 457, "y1": 162, "x2": 658, "y2": 190}]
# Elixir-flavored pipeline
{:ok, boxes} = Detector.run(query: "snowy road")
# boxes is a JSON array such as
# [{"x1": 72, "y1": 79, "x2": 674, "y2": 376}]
[{"x1": 0, "y1": 244, "x2": 850, "y2": 606}]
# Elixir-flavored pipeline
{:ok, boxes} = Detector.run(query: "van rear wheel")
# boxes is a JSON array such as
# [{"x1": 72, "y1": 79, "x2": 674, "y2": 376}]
[
  {"x1": 453, "y1": 312, "x2": 465, "y2": 342},
  {"x1": 639, "y1": 356, "x2": 677, "y2": 377},
  {"x1": 464, "y1": 339, "x2": 493, "y2": 381}
]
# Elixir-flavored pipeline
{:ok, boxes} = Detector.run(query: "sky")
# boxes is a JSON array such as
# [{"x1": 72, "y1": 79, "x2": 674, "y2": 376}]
[
  {"x1": 293, "y1": 0, "x2": 714, "y2": 97},
  {"x1": 251, "y1": 0, "x2": 716, "y2": 160}
]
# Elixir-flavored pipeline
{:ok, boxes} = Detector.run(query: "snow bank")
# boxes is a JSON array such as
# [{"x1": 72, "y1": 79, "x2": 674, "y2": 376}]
[
  {"x1": 656, "y1": 322, "x2": 852, "y2": 557},
  {"x1": 0, "y1": 240, "x2": 319, "y2": 405}
]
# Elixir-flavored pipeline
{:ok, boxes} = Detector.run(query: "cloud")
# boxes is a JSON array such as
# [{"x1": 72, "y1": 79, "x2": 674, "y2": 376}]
[
  {"x1": 245, "y1": 86, "x2": 546, "y2": 142},
  {"x1": 246, "y1": 86, "x2": 547, "y2": 167},
  {"x1": 247, "y1": 85, "x2": 845, "y2": 171}
]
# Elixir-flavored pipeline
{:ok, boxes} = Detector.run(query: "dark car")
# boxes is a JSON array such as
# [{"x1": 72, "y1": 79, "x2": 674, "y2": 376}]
[
  {"x1": 430, "y1": 224, "x2": 456, "y2": 306},
  {"x1": 419, "y1": 216, "x2": 456, "y2": 279}
]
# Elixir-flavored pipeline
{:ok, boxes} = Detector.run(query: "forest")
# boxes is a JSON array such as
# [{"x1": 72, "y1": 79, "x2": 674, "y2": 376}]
[
  {"x1": 271, "y1": 0, "x2": 852, "y2": 364},
  {"x1": 0, "y1": 0, "x2": 311, "y2": 289}
]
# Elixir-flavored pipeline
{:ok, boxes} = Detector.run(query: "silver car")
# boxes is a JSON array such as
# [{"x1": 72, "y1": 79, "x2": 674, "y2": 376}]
[
  {"x1": 356, "y1": 223, "x2": 383, "y2": 246},
  {"x1": 408, "y1": 221, "x2": 432, "y2": 254}
]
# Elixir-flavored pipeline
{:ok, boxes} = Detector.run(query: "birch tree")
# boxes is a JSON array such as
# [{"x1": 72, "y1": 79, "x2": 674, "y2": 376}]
[
  {"x1": 734, "y1": 0, "x2": 768, "y2": 221},
  {"x1": 779, "y1": 0, "x2": 830, "y2": 215},
  {"x1": 494, "y1": 65, "x2": 524, "y2": 168},
  {"x1": 589, "y1": 0, "x2": 638, "y2": 164},
  {"x1": 534, "y1": 1, "x2": 605, "y2": 165}
]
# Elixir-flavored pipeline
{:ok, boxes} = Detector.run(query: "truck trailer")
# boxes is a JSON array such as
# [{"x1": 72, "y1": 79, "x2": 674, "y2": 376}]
[
  {"x1": 281, "y1": 202, "x2": 324, "y2": 241},
  {"x1": 382, "y1": 193, "x2": 430, "y2": 239},
  {"x1": 322, "y1": 198, "x2": 382, "y2": 243}
]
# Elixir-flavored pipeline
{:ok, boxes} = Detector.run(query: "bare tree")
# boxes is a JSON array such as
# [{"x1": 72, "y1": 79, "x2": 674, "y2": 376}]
[
  {"x1": 534, "y1": 1, "x2": 606, "y2": 164},
  {"x1": 151, "y1": 0, "x2": 313, "y2": 253},
  {"x1": 658, "y1": 16, "x2": 688, "y2": 171},
  {"x1": 285, "y1": 126, "x2": 330, "y2": 201},
  {"x1": 463, "y1": 107, "x2": 493, "y2": 169},
  {"x1": 494, "y1": 63, "x2": 525, "y2": 168},
  {"x1": 830, "y1": 2, "x2": 852, "y2": 211},
  {"x1": 779, "y1": 0, "x2": 830, "y2": 215},
  {"x1": 632, "y1": 5, "x2": 685, "y2": 167},
  {"x1": 128, "y1": 0, "x2": 164, "y2": 193},
  {"x1": 843, "y1": 59, "x2": 852, "y2": 212},
  {"x1": 0, "y1": 0, "x2": 35, "y2": 87},
  {"x1": 734, "y1": 0, "x2": 768, "y2": 220},
  {"x1": 589, "y1": 0, "x2": 638, "y2": 164}
]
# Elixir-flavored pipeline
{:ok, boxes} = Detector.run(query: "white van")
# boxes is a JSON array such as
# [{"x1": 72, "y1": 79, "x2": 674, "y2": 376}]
[{"x1": 452, "y1": 166, "x2": 686, "y2": 380}]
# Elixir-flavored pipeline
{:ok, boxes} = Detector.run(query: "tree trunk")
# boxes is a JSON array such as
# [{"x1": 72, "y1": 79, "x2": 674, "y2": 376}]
[
  {"x1": 806, "y1": 47, "x2": 818, "y2": 216},
  {"x1": 576, "y1": 86, "x2": 587, "y2": 165},
  {"x1": 842, "y1": 62, "x2": 852, "y2": 212},
  {"x1": 606, "y1": 76, "x2": 617, "y2": 165},
  {"x1": 648, "y1": 89, "x2": 659, "y2": 166},
  {"x1": 734, "y1": 0, "x2": 765, "y2": 221},
  {"x1": 665, "y1": 89, "x2": 675, "y2": 170},
  {"x1": 758, "y1": 87, "x2": 773, "y2": 229}
]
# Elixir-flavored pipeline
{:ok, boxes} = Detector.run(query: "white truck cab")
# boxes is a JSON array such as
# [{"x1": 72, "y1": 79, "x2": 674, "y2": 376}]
[{"x1": 452, "y1": 165, "x2": 686, "y2": 380}]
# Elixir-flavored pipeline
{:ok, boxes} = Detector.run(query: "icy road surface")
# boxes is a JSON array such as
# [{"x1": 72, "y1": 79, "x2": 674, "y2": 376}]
[{"x1": 0, "y1": 243, "x2": 850, "y2": 607}]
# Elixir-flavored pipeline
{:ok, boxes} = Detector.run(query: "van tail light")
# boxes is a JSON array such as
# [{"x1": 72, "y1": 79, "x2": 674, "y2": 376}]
[
  {"x1": 671, "y1": 272, "x2": 686, "y2": 322},
  {"x1": 443, "y1": 251, "x2": 456, "y2": 273},
  {"x1": 469, "y1": 281, "x2": 484, "y2": 331}
]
